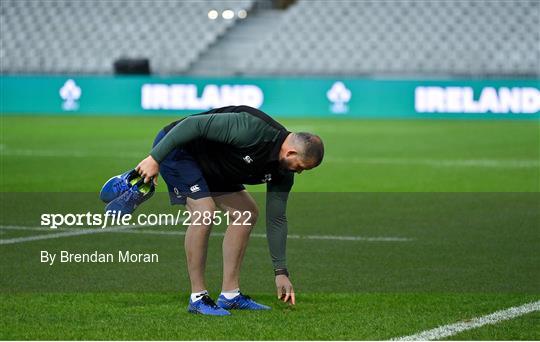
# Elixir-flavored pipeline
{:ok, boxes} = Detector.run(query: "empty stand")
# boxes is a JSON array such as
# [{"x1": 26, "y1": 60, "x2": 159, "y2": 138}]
[
  {"x1": 1, "y1": 0, "x2": 254, "y2": 74},
  {"x1": 241, "y1": 0, "x2": 540, "y2": 76},
  {"x1": 1, "y1": 0, "x2": 538, "y2": 76}
]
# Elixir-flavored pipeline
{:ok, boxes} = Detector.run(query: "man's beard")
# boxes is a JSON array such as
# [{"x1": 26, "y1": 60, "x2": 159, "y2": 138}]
[{"x1": 277, "y1": 158, "x2": 294, "y2": 175}]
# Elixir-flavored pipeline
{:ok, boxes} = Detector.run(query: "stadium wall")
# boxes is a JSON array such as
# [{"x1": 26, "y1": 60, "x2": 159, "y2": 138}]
[{"x1": 1, "y1": 76, "x2": 539, "y2": 119}]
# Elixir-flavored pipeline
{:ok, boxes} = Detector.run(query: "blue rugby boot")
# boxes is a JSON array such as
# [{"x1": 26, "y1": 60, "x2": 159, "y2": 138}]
[
  {"x1": 188, "y1": 295, "x2": 231, "y2": 316},
  {"x1": 99, "y1": 169, "x2": 141, "y2": 203},
  {"x1": 104, "y1": 179, "x2": 155, "y2": 216},
  {"x1": 217, "y1": 293, "x2": 270, "y2": 310}
]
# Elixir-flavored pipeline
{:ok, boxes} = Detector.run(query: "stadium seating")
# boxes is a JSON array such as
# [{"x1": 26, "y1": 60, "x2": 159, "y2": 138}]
[
  {"x1": 1, "y1": 0, "x2": 538, "y2": 76},
  {"x1": 241, "y1": 0, "x2": 539, "y2": 76},
  {"x1": 0, "y1": 0, "x2": 254, "y2": 74}
]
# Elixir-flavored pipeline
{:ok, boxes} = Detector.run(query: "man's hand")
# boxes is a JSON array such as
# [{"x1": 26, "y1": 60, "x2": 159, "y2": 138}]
[
  {"x1": 136, "y1": 155, "x2": 159, "y2": 185},
  {"x1": 275, "y1": 274, "x2": 295, "y2": 305}
]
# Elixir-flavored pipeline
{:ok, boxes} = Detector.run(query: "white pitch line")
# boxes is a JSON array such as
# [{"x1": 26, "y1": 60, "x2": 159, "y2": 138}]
[
  {"x1": 0, "y1": 224, "x2": 147, "y2": 245},
  {"x1": 392, "y1": 300, "x2": 540, "y2": 341},
  {"x1": 327, "y1": 157, "x2": 540, "y2": 169},
  {"x1": 112, "y1": 229, "x2": 413, "y2": 242},
  {"x1": 0, "y1": 225, "x2": 413, "y2": 244},
  {"x1": 2, "y1": 147, "x2": 538, "y2": 169},
  {"x1": 289, "y1": 234, "x2": 413, "y2": 242},
  {"x1": 0, "y1": 225, "x2": 53, "y2": 232},
  {"x1": 0, "y1": 148, "x2": 141, "y2": 159}
]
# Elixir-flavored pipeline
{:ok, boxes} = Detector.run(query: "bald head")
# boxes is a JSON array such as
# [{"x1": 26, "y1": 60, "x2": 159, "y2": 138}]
[
  {"x1": 279, "y1": 132, "x2": 324, "y2": 174},
  {"x1": 290, "y1": 132, "x2": 325, "y2": 167}
]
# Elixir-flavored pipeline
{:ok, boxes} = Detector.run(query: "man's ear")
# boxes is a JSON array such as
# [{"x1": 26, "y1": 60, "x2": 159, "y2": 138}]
[{"x1": 286, "y1": 150, "x2": 298, "y2": 157}]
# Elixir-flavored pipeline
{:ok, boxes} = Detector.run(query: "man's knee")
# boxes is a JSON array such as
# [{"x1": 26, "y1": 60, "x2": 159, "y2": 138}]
[
  {"x1": 240, "y1": 205, "x2": 259, "y2": 228},
  {"x1": 186, "y1": 197, "x2": 216, "y2": 228},
  {"x1": 249, "y1": 206, "x2": 259, "y2": 226},
  {"x1": 214, "y1": 191, "x2": 259, "y2": 228}
]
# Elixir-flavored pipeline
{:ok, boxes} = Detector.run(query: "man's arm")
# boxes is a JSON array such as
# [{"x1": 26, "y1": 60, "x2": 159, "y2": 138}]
[
  {"x1": 137, "y1": 112, "x2": 261, "y2": 183},
  {"x1": 266, "y1": 190, "x2": 289, "y2": 269},
  {"x1": 150, "y1": 113, "x2": 241, "y2": 163},
  {"x1": 266, "y1": 172, "x2": 296, "y2": 304}
]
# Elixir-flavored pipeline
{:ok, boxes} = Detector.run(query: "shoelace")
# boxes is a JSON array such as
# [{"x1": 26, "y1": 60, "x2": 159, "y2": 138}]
[
  {"x1": 234, "y1": 293, "x2": 258, "y2": 309},
  {"x1": 112, "y1": 171, "x2": 139, "y2": 194},
  {"x1": 236, "y1": 293, "x2": 255, "y2": 308},
  {"x1": 124, "y1": 187, "x2": 144, "y2": 203},
  {"x1": 200, "y1": 295, "x2": 219, "y2": 308},
  {"x1": 112, "y1": 181, "x2": 129, "y2": 194},
  {"x1": 239, "y1": 292, "x2": 252, "y2": 301}
]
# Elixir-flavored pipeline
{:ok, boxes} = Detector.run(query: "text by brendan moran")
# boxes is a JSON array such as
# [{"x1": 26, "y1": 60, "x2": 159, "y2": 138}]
[{"x1": 40, "y1": 250, "x2": 159, "y2": 266}]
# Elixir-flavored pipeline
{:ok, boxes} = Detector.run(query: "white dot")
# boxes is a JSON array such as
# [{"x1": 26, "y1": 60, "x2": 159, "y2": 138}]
[
  {"x1": 222, "y1": 9, "x2": 234, "y2": 20},
  {"x1": 208, "y1": 10, "x2": 218, "y2": 20},
  {"x1": 237, "y1": 9, "x2": 247, "y2": 19}
]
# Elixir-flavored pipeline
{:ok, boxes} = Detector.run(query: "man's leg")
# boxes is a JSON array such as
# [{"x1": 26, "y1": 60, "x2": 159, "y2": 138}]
[
  {"x1": 214, "y1": 190, "x2": 259, "y2": 291},
  {"x1": 184, "y1": 196, "x2": 216, "y2": 293}
]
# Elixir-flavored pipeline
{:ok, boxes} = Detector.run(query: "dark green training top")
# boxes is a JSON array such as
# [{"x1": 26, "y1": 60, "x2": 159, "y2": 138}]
[{"x1": 150, "y1": 106, "x2": 294, "y2": 269}]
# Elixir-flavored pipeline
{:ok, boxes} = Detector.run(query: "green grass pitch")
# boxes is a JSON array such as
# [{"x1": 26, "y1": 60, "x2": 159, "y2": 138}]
[{"x1": 0, "y1": 116, "x2": 539, "y2": 340}]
